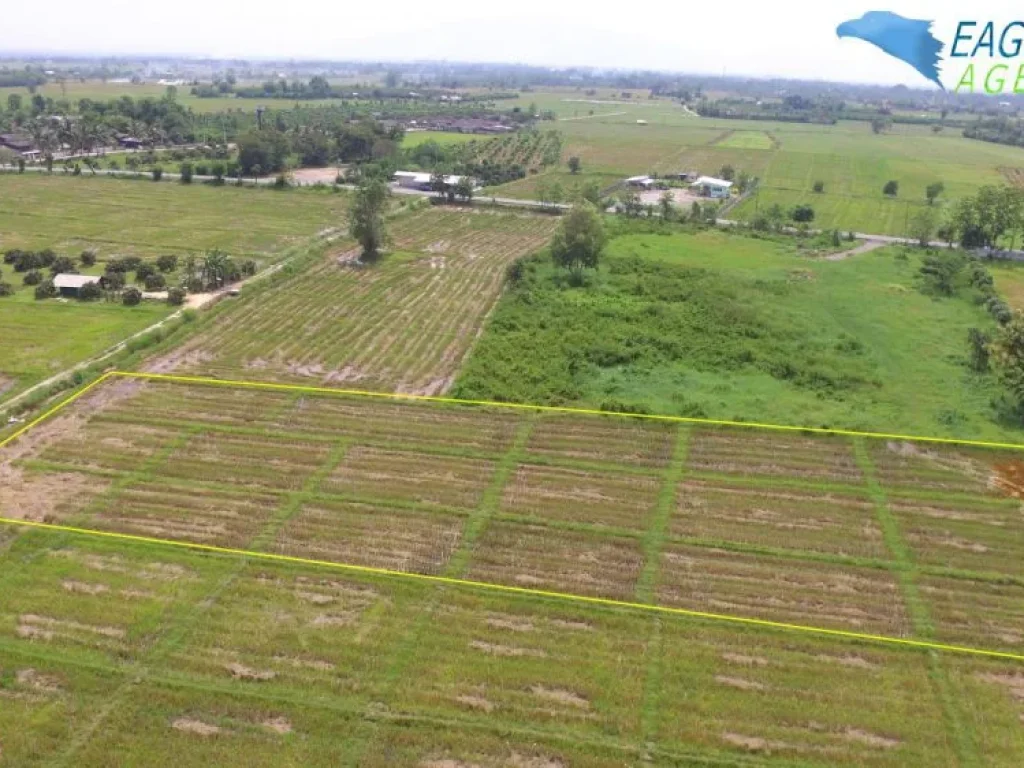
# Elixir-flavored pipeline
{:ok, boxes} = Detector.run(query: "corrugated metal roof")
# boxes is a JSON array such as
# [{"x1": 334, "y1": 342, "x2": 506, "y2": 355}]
[{"x1": 53, "y1": 274, "x2": 102, "y2": 289}]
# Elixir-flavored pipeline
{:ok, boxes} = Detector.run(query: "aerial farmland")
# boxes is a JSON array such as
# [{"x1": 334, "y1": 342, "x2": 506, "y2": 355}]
[{"x1": 3, "y1": 13, "x2": 1024, "y2": 766}]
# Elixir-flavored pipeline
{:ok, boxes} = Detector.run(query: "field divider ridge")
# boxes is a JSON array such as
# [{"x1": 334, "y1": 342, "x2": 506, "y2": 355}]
[{"x1": 0, "y1": 514, "x2": 1021, "y2": 665}]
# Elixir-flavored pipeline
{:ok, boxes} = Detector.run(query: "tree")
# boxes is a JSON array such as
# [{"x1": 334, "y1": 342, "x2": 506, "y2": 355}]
[
  {"x1": 567, "y1": 156, "x2": 581, "y2": 175},
  {"x1": 151, "y1": 167, "x2": 163, "y2": 182},
  {"x1": 167, "y1": 287, "x2": 186, "y2": 306},
  {"x1": 455, "y1": 176, "x2": 474, "y2": 203},
  {"x1": 926, "y1": 181, "x2": 945, "y2": 205},
  {"x1": 79, "y1": 281, "x2": 102, "y2": 301},
  {"x1": 180, "y1": 161, "x2": 193, "y2": 184},
  {"x1": 7, "y1": 94, "x2": 21, "y2": 112},
  {"x1": 992, "y1": 311, "x2": 1024, "y2": 415},
  {"x1": 791, "y1": 204, "x2": 815, "y2": 223},
  {"x1": 80, "y1": 249, "x2": 97, "y2": 267},
  {"x1": 430, "y1": 169, "x2": 448, "y2": 199},
  {"x1": 812, "y1": 181, "x2": 825, "y2": 193},
  {"x1": 157, "y1": 254, "x2": 178, "y2": 273},
  {"x1": 135, "y1": 262, "x2": 158, "y2": 282},
  {"x1": 50, "y1": 256, "x2": 76, "y2": 275},
  {"x1": 34, "y1": 279, "x2": 57, "y2": 300},
  {"x1": 910, "y1": 207, "x2": 939, "y2": 247},
  {"x1": 619, "y1": 190, "x2": 643, "y2": 218},
  {"x1": 23, "y1": 270, "x2": 42, "y2": 286},
  {"x1": 200, "y1": 249, "x2": 235, "y2": 289},
  {"x1": 883, "y1": 180, "x2": 899, "y2": 197},
  {"x1": 578, "y1": 180, "x2": 602, "y2": 207},
  {"x1": 144, "y1": 273, "x2": 167, "y2": 291},
  {"x1": 122, "y1": 286, "x2": 142, "y2": 306},
  {"x1": 103, "y1": 271, "x2": 126, "y2": 291},
  {"x1": 719, "y1": 165, "x2": 736, "y2": 181},
  {"x1": 550, "y1": 203, "x2": 606, "y2": 279},
  {"x1": 766, "y1": 203, "x2": 786, "y2": 231},
  {"x1": 870, "y1": 117, "x2": 892, "y2": 134},
  {"x1": 0, "y1": 282, "x2": 13, "y2": 298},
  {"x1": 919, "y1": 251, "x2": 966, "y2": 296},
  {"x1": 349, "y1": 178, "x2": 390, "y2": 261},
  {"x1": 658, "y1": 191, "x2": 675, "y2": 221},
  {"x1": 968, "y1": 328, "x2": 991, "y2": 372}
]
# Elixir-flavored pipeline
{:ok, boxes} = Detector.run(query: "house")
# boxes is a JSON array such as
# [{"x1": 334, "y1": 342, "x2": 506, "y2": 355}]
[
  {"x1": 53, "y1": 274, "x2": 102, "y2": 298},
  {"x1": 0, "y1": 133, "x2": 40, "y2": 157},
  {"x1": 117, "y1": 136, "x2": 144, "y2": 150},
  {"x1": 690, "y1": 176, "x2": 733, "y2": 199},
  {"x1": 636, "y1": 119, "x2": 648, "y2": 125},
  {"x1": 670, "y1": 170, "x2": 700, "y2": 182},
  {"x1": 625, "y1": 175, "x2": 655, "y2": 189}
]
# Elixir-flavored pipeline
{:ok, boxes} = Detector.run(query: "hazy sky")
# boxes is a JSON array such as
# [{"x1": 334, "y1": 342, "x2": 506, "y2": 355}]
[{"x1": 2, "y1": 1, "x2": 1015, "y2": 88}]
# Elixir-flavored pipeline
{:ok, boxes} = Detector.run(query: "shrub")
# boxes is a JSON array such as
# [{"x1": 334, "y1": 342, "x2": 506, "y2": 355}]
[
  {"x1": 812, "y1": 181, "x2": 825, "y2": 193},
  {"x1": 3, "y1": 249, "x2": 20, "y2": 264},
  {"x1": 50, "y1": 256, "x2": 76, "y2": 275},
  {"x1": 22, "y1": 269, "x2": 42, "y2": 286},
  {"x1": 122, "y1": 287, "x2": 142, "y2": 306},
  {"x1": 80, "y1": 249, "x2": 97, "y2": 267},
  {"x1": 0, "y1": 282, "x2": 13, "y2": 297},
  {"x1": 968, "y1": 328, "x2": 991, "y2": 372},
  {"x1": 34, "y1": 279, "x2": 57, "y2": 300},
  {"x1": 135, "y1": 262, "x2": 158, "y2": 282},
  {"x1": 790, "y1": 204, "x2": 815, "y2": 223},
  {"x1": 144, "y1": 273, "x2": 167, "y2": 291},
  {"x1": 156, "y1": 254, "x2": 178, "y2": 273},
  {"x1": 241, "y1": 259, "x2": 257, "y2": 277},
  {"x1": 195, "y1": 163, "x2": 209, "y2": 176},
  {"x1": 274, "y1": 173, "x2": 291, "y2": 189},
  {"x1": 78, "y1": 281, "x2": 102, "y2": 301},
  {"x1": 883, "y1": 180, "x2": 899, "y2": 197},
  {"x1": 151, "y1": 167, "x2": 163, "y2": 182},
  {"x1": 179, "y1": 161, "x2": 193, "y2": 184},
  {"x1": 103, "y1": 271, "x2": 126, "y2": 290},
  {"x1": 167, "y1": 286, "x2": 186, "y2": 306}
]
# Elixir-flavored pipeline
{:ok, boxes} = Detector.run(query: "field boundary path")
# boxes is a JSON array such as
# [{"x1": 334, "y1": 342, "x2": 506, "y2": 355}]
[{"x1": 2, "y1": 369, "x2": 1024, "y2": 665}]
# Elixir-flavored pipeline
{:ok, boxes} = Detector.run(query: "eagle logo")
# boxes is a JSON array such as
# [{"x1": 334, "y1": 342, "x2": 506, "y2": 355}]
[{"x1": 837, "y1": 11, "x2": 945, "y2": 89}]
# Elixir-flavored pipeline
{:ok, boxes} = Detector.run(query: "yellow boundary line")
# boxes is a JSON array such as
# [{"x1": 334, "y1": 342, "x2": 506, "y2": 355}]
[
  {"x1": 0, "y1": 516, "x2": 1021, "y2": 662},
  {"x1": 1, "y1": 369, "x2": 1023, "y2": 664}
]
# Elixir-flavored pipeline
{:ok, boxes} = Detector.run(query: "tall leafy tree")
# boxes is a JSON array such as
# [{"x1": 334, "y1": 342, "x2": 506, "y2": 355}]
[
  {"x1": 550, "y1": 203, "x2": 606, "y2": 279},
  {"x1": 349, "y1": 178, "x2": 390, "y2": 261}
]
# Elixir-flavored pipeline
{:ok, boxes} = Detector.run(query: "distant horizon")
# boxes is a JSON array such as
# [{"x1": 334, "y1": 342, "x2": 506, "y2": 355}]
[{"x1": 1, "y1": 1, "x2": 1009, "y2": 91}]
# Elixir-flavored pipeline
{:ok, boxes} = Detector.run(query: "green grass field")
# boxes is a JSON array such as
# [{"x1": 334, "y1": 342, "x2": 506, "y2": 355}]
[
  {"x1": 0, "y1": 175, "x2": 349, "y2": 404},
  {"x1": 482, "y1": 91, "x2": 1024, "y2": 235},
  {"x1": 454, "y1": 223, "x2": 1019, "y2": 441},
  {"x1": 401, "y1": 130, "x2": 483, "y2": 148},
  {"x1": 0, "y1": 376, "x2": 1022, "y2": 765}
]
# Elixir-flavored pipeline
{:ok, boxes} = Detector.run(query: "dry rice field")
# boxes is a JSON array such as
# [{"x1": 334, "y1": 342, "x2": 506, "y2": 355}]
[
  {"x1": 152, "y1": 207, "x2": 560, "y2": 395},
  {"x1": 0, "y1": 376, "x2": 1023, "y2": 766}
]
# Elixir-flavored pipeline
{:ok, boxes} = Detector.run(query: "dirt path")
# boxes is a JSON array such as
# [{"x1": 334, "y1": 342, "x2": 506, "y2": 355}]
[
  {"x1": 558, "y1": 112, "x2": 627, "y2": 121},
  {"x1": 824, "y1": 239, "x2": 889, "y2": 261}
]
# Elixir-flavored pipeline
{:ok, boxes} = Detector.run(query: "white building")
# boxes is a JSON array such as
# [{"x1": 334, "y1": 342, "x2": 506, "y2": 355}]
[
  {"x1": 393, "y1": 171, "x2": 471, "y2": 191},
  {"x1": 625, "y1": 175, "x2": 655, "y2": 189},
  {"x1": 53, "y1": 274, "x2": 102, "y2": 298},
  {"x1": 690, "y1": 176, "x2": 733, "y2": 199}
]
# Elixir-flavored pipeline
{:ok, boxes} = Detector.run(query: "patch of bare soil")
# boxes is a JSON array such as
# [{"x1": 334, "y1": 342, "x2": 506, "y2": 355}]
[
  {"x1": 295, "y1": 590, "x2": 335, "y2": 605},
  {"x1": 715, "y1": 675, "x2": 767, "y2": 692},
  {"x1": 172, "y1": 718, "x2": 222, "y2": 736},
  {"x1": 470, "y1": 640, "x2": 546, "y2": 658},
  {"x1": 722, "y1": 733, "x2": 771, "y2": 751},
  {"x1": 17, "y1": 614, "x2": 124, "y2": 640},
  {"x1": 976, "y1": 672, "x2": 1024, "y2": 700},
  {"x1": 0, "y1": 467, "x2": 107, "y2": 523},
  {"x1": 61, "y1": 580, "x2": 109, "y2": 595},
  {"x1": 992, "y1": 460, "x2": 1024, "y2": 499},
  {"x1": 844, "y1": 728, "x2": 900, "y2": 748},
  {"x1": 286, "y1": 362, "x2": 325, "y2": 379},
  {"x1": 15, "y1": 669, "x2": 62, "y2": 693},
  {"x1": 824, "y1": 239, "x2": 887, "y2": 261},
  {"x1": 261, "y1": 717, "x2": 293, "y2": 734},
  {"x1": 456, "y1": 694, "x2": 495, "y2": 713},
  {"x1": 271, "y1": 655, "x2": 335, "y2": 672},
  {"x1": 722, "y1": 653, "x2": 769, "y2": 667},
  {"x1": 224, "y1": 662, "x2": 277, "y2": 681},
  {"x1": 421, "y1": 761, "x2": 481, "y2": 768},
  {"x1": 291, "y1": 166, "x2": 343, "y2": 185},
  {"x1": 550, "y1": 618, "x2": 593, "y2": 632},
  {"x1": 485, "y1": 615, "x2": 534, "y2": 633},
  {"x1": 0, "y1": 374, "x2": 12, "y2": 397},
  {"x1": 815, "y1": 653, "x2": 878, "y2": 670},
  {"x1": 145, "y1": 349, "x2": 213, "y2": 375},
  {"x1": 509, "y1": 756, "x2": 565, "y2": 768},
  {"x1": 528, "y1": 685, "x2": 589, "y2": 709}
]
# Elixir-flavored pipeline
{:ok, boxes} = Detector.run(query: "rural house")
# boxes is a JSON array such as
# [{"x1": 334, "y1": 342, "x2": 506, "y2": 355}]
[
  {"x1": 0, "y1": 133, "x2": 40, "y2": 158},
  {"x1": 393, "y1": 171, "x2": 471, "y2": 191},
  {"x1": 53, "y1": 274, "x2": 102, "y2": 298},
  {"x1": 691, "y1": 176, "x2": 733, "y2": 199}
]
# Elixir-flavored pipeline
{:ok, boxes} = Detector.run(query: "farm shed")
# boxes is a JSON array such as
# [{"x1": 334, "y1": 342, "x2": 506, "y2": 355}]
[
  {"x1": 625, "y1": 175, "x2": 655, "y2": 189},
  {"x1": 393, "y1": 171, "x2": 473, "y2": 191},
  {"x1": 691, "y1": 176, "x2": 734, "y2": 199},
  {"x1": 53, "y1": 274, "x2": 102, "y2": 298}
]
